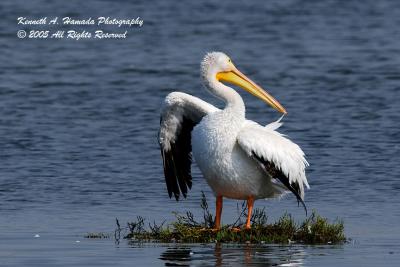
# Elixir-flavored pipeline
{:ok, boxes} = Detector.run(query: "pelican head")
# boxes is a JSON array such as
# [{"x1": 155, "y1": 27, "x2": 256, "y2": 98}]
[{"x1": 201, "y1": 52, "x2": 287, "y2": 114}]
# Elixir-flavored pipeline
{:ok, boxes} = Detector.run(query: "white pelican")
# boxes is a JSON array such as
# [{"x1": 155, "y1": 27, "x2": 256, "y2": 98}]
[{"x1": 158, "y1": 52, "x2": 309, "y2": 230}]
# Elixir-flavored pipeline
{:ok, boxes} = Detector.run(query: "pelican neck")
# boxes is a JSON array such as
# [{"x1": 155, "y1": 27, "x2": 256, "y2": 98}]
[{"x1": 207, "y1": 77, "x2": 245, "y2": 118}]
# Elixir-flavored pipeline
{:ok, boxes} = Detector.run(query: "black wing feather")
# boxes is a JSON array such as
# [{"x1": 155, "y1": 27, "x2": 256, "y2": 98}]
[
  {"x1": 252, "y1": 153, "x2": 307, "y2": 215},
  {"x1": 160, "y1": 116, "x2": 195, "y2": 201}
]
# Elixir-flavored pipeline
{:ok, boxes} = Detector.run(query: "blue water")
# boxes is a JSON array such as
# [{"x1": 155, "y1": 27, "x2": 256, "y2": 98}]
[{"x1": 1, "y1": 0, "x2": 400, "y2": 266}]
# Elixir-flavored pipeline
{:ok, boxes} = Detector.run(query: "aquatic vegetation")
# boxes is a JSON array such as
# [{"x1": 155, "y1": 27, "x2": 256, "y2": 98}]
[{"x1": 119, "y1": 193, "x2": 345, "y2": 245}]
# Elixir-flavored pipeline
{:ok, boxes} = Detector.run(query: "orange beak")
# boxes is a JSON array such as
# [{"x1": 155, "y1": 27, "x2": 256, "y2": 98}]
[{"x1": 216, "y1": 66, "x2": 287, "y2": 114}]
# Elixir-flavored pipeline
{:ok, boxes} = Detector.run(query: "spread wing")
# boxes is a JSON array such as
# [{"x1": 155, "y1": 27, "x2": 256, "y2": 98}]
[
  {"x1": 158, "y1": 92, "x2": 219, "y2": 200},
  {"x1": 237, "y1": 118, "x2": 310, "y2": 212}
]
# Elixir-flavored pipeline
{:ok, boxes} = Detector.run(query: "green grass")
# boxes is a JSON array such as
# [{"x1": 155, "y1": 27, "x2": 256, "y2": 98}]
[{"x1": 118, "y1": 193, "x2": 346, "y2": 245}]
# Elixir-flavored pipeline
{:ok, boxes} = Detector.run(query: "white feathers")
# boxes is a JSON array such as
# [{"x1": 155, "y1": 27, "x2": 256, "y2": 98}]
[
  {"x1": 159, "y1": 92, "x2": 219, "y2": 151},
  {"x1": 265, "y1": 115, "x2": 285, "y2": 131},
  {"x1": 159, "y1": 94, "x2": 310, "y2": 201},
  {"x1": 200, "y1": 52, "x2": 230, "y2": 80},
  {"x1": 237, "y1": 119, "x2": 310, "y2": 199}
]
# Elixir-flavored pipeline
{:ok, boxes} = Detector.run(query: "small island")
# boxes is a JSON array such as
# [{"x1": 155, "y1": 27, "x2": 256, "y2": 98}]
[{"x1": 86, "y1": 194, "x2": 345, "y2": 245}]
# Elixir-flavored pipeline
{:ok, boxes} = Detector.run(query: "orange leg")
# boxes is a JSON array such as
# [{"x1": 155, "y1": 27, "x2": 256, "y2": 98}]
[
  {"x1": 245, "y1": 196, "x2": 255, "y2": 229},
  {"x1": 214, "y1": 195, "x2": 223, "y2": 230}
]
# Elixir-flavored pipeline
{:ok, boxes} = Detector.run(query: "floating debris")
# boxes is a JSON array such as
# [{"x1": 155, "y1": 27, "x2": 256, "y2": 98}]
[{"x1": 84, "y1": 232, "x2": 110, "y2": 239}]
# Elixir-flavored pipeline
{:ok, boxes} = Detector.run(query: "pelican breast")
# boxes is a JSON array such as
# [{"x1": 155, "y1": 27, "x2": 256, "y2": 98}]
[{"x1": 192, "y1": 111, "x2": 271, "y2": 199}]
